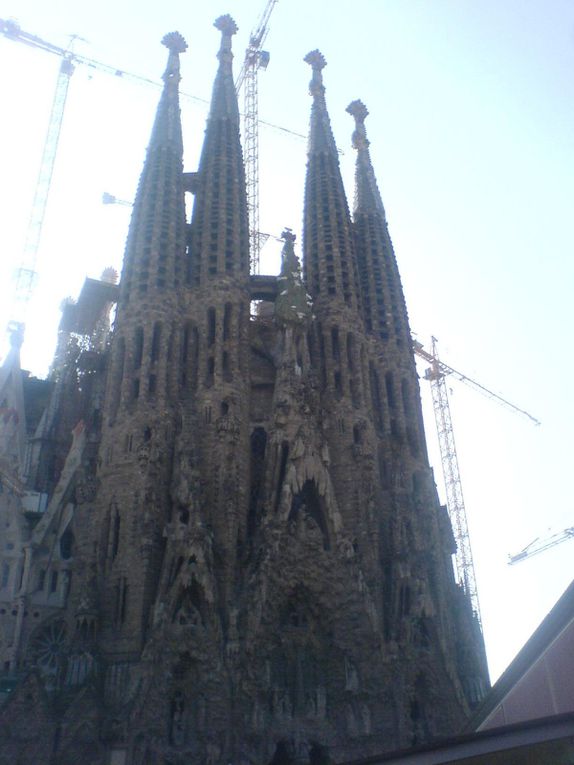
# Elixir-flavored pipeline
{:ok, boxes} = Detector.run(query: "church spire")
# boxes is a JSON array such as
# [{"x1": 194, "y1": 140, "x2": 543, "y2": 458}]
[
  {"x1": 303, "y1": 51, "x2": 359, "y2": 312},
  {"x1": 189, "y1": 15, "x2": 249, "y2": 284},
  {"x1": 119, "y1": 32, "x2": 187, "y2": 306},
  {"x1": 347, "y1": 100, "x2": 409, "y2": 347},
  {"x1": 346, "y1": 100, "x2": 386, "y2": 219}
]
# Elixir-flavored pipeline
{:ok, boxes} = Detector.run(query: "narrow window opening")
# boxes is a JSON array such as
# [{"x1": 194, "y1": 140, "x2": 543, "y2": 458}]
[
  {"x1": 206, "y1": 356, "x2": 215, "y2": 387},
  {"x1": 191, "y1": 326, "x2": 199, "y2": 390},
  {"x1": 248, "y1": 428, "x2": 267, "y2": 537},
  {"x1": 385, "y1": 371, "x2": 396, "y2": 409},
  {"x1": 112, "y1": 511, "x2": 121, "y2": 559},
  {"x1": 223, "y1": 303, "x2": 232, "y2": 341},
  {"x1": 207, "y1": 307, "x2": 216, "y2": 347},
  {"x1": 50, "y1": 570, "x2": 59, "y2": 594},
  {"x1": 317, "y1": 325, "x2": 327, "y2": 387},
  {"x1": 346, "y1": 333, "x2": 355, "y2": 371},
  {"x1": 180, "y1": 324, "x2": 189, "y2": 388},
  {"x1": 399, "y1": 583, "x2": 411, "y2": 616},
  {"x1": 120, "y1": 580, "x2": 128, "y2": 623},
  {"x1": 1, "y1": 563, "x2": 10, "y2": 589},
  {"x1": 275, "y1": 442, "x2": 289, "y2": 512},
  {"x1": 59, "y1": 530, "x2": 74, "y2": 560},
  {"x1": 151, "y1": 323, "x2": 162, "y2": 363},
  {"x1": 401, "y1": 378, "x2": 413, "y2": 418},
  {"x1": 111, "y1": 339, "x2": 125, "y2": 419},
  {"x1": 331, "y1": 326, "x2": 340, "y2": 363},
  {"x1": 369, "y1": 362, "x2": 384, "y2": 434},
  {"x1": 222, "y1": 351, "x2": 232, "y2": 381},
  {"x1": 133, "y1": 327, "x2": 144, "y2": 370}
]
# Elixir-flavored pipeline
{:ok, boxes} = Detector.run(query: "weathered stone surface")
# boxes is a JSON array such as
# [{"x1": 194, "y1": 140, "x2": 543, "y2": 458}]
[{"x1": 0, "y1": 16, "x2": 488, "y2": 765}]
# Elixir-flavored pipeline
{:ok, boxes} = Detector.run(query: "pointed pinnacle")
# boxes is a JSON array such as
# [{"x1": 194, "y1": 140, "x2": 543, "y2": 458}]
[
  {"x1": 347, "y1": 99, "x2": 370, "y2": 151},
  {"x1": 280, "y1": 228, "x2": 301, "y2": 276}
]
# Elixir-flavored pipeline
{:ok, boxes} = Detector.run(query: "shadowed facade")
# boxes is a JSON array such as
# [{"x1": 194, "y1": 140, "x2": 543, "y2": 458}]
[{"x1": 0, "y1": 16, "x2": 488, "y2": 765}]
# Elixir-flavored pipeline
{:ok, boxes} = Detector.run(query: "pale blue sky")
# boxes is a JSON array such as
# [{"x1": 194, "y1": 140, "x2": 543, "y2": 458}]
[{"x1": 1, "y1": 0, "x2": 573, "y2": 682}]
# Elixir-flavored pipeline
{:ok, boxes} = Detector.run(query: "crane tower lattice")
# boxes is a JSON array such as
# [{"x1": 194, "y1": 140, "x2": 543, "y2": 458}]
[{"x1": 235, "y1": 0, "x2": 278, "y2": 274}]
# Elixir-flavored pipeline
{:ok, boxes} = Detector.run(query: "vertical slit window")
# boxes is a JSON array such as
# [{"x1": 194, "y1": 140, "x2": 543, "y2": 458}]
[
  {"x1": 223, "y1": 303, "x2": 232, "y2": 341},
  {"x1": 401, "y1": 379, "x2": 413, "y2": 418},
  {"x1": 369, "y1": 362, "x2": 384, "y2": 434},
  {"x1": 275, "y1": 442, "x2": 289, "y2": 512},
  {"x1": 206, "y1": 357, "x2": 215, "y2": 387},
  {"x1": 346, "y1": 333, "x2": 355, "y2": 372},
  {"x1": 148, "y1": 375, "x2": 157, "y2": 395},
  {"x1": 151, "y1": 323, "x2": 161, "y2": 363},
  {"x1": 207, "y1": 307, "x2": 216, "y2": 348},
  {"x1": 180, "y1": 325, "x2": 190, "y2": 388},
  {"x1": 111, "y1": 510, "x2": 120, "y2": 560},
  {"x1": 1, "y1": 563, "x2": 9, "y2": 589},
  {"x1": 222, "y1": 351, "x2": 232, "y2": 381},
  {"x1": 331, "y1": 326, "x2": 340, "y2": 363},
  {"x1": 134, "y1": 327, "x2": 144, "y2": 370},
  {"x1": 110, "y1": 338, "x2": 125, "y2": 419},
  {"x1": 191, "y1": 327, "x2": 199, "y2": 390},
  {"x1": 385, "y1": 372, "x2": 396, "y2": 409}
]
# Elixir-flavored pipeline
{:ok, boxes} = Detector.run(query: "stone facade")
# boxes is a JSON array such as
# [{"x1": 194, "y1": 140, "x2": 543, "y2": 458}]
[{"x1": 0, "y1": 16, "x2": 489, "y2": 765}]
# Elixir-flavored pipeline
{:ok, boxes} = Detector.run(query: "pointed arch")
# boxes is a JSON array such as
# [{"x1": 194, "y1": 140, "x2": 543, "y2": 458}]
[{"x1": 288, "y1": 479, "x2": 330, "y2": 550}]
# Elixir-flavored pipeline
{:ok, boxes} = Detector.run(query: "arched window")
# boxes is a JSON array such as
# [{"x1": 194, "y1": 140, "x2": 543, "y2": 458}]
[{"x1": 289, "y1": 480, "x2": 330, "y2": 550}]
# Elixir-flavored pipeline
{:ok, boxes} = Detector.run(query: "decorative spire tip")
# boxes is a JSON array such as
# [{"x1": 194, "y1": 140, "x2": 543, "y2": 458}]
[
  {"x1": 304, "y1": 49, "x2": 326, "y2": 71},
  {"x1": 346, "y1": 99, "x2": 369, "y2": 124},
  {"x1": 161, "y1": 31, "x2": 187, "y2": 53},
  {"x1": 347, "y1": 99, "x2": 370, "y2": 150},
  {"x1": 281, "y1": 228, "x2": 296, "y2": 244},
  {"x1": 214, "y1": 14, "x2": 238, "y2": 37}
]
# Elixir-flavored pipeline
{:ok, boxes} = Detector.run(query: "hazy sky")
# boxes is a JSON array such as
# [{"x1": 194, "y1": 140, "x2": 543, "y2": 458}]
[{"x1": 1, "y1": 0, "x2": 573, "y2": 682}]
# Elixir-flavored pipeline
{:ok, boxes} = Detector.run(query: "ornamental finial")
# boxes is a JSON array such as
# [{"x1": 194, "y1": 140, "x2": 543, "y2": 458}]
[
  {"x1": 214, "y1": 14, "x2": 237, "y2": 63},
  {"x1": 161, "y1": 31, "x2": 187, "y2": 54},
  {"x1": 346, "y1": 99, "x2": 370, "y2": 150},
  {"x1": 214, "y1": 14, "x2": 238, "y2": 37},
  {"x1": 281, "y1": 228, "x2": 296, "y2": 244},
  {"x1": 304, "y1": 50, "x2": 326, "y2": 96},
  {"x1": 304, "y1": 49, "x2": 326, "y2": 71}
]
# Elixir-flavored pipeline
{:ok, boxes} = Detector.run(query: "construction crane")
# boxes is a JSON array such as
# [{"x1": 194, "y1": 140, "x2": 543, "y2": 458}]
[
  {"x1": 1, "y1": 20, "x2": 80, "y2": 341},
  {"x1": 413, "y1": 336, "x2": 540, "y2": 625},
  {"x1": 508, "y1": 526, "x2": 574, "y2": 565},
  {"x1": 235, "y1": 0, "x2": 279, "y2": 274},
  {"x1": 0, "y1": 18, "x2": 218, "y2": 344}
]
